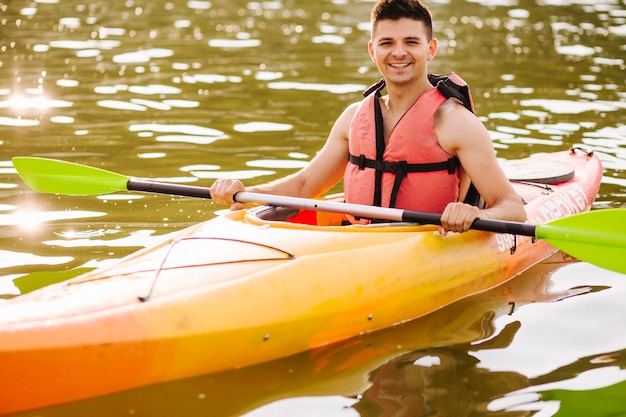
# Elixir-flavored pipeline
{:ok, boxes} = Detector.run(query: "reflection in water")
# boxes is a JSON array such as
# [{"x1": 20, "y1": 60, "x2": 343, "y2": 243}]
[
  {"x1": 1, "y1": 0, "x2": 625, "y2": 415},
  {"x1": 354, "y1": 325, "x2": 529, "y2": 417}
]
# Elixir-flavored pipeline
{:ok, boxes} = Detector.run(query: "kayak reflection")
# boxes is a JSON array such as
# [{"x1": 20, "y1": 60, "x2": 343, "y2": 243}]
[{"x1": 353, "y1": 326, "x2": 528, "y2": 417}]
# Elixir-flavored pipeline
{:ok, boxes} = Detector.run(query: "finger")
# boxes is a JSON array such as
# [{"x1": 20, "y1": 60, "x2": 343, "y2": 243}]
[
  {"x1": 230, "y1": 202, "x2": 246, "y2": 211},
  {"x1": 441, "y1": 203, "x2": 479, "y2": 233},
  {"x1": 440, "y1": 203, "x2": 460, "y2": 232},
  {"x1": 458, "y1": 208, "x2": 480, "y2": 232},
  {"x1": 210, "y1": 179, "x2": 237, "y2": 205}
]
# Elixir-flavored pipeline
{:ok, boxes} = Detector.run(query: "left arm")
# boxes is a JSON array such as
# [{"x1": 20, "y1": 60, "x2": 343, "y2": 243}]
[{"x1": 435, "y1": 99, "x2": 527, "y2": 234}]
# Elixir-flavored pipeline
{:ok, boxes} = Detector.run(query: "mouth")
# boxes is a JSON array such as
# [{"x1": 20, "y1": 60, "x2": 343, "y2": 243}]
[{"x1": 389, "y1": 63, "x2": 411, "y2": 69}]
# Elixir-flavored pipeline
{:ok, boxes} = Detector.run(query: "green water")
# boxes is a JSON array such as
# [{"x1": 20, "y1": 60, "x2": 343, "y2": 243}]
[{"x1": 1, "y1": 0, "x2": 625, "y2": 415}]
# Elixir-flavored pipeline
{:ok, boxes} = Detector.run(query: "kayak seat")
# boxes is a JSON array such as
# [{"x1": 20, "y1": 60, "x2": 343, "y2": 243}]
[
  {"x1": 253, "y1": 205, "x2": 301, "y2": 221},
  {"x1": 252, "y1": 205, "x2": 347, "y2": 226}
]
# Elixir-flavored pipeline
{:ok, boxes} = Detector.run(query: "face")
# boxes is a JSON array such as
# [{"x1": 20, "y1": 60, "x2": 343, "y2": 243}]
[{"x1": 368, "y1": 17, "x2": 437, "y2": 87}]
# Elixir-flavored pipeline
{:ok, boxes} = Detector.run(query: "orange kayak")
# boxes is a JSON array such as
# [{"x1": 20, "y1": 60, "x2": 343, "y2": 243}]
[{"x1": 0, "y1": 149, "x2": 602, "y2": 415}]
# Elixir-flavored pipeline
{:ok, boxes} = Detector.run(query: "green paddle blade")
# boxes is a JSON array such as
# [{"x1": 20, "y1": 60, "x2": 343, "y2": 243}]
[
  {"x1": 536, "y1": 209, "x2": 626, "y2": 274},
  {"x1": 12, "y1": 157, "x2": 130, "y2": 196}
]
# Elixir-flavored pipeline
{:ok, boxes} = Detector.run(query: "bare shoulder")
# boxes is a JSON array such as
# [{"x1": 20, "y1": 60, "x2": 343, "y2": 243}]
[
  {"x1": 329, "y1": 101, "x2": 361, "y2": 141},
  {"x1": 434, "y1": 98, "x2": 491, "y2": 155},
  {"x1": 338, "y1": 101, "x2": 361, "y2": 124}
]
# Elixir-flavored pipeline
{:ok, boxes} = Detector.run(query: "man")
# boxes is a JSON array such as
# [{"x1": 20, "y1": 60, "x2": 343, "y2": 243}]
[{"x1": 210, "y1": 0, "x2": 526, "y2": 234}]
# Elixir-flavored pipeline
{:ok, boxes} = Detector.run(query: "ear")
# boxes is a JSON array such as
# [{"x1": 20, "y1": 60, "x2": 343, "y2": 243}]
[
  {"x1": 428, "y1": 37, "x2": 438, "y2": 61},
  {"x1": 368, "y1": 40, "x2": 376, "y2": 63}
]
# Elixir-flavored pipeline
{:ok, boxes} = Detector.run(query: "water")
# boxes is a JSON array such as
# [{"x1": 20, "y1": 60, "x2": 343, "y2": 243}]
[{"x1": 1, "y1": 0, "x2": 625, "y2": 415}]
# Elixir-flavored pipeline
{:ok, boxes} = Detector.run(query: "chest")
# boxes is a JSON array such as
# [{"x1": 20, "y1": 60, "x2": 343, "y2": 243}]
[
  {"x1": 377, "y1": 93, "x2": 441, "y2": 146},
  {"x1": 380, "y1": 108, "x2": 404, "y2": 144}
]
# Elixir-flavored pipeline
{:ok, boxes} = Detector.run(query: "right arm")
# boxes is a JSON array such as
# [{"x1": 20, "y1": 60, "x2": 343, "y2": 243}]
[{"x1": 210, "y1": 102, "x2": 359, "y2": 210}]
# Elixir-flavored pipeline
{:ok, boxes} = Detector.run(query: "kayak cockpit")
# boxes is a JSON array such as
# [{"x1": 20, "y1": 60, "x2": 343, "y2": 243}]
[
  {"x1": 244, "y1": 203, "x2": 437, "y2": 231},
  {"x1": 247, "y1": 193, "x2": 349, "y2": 226}
]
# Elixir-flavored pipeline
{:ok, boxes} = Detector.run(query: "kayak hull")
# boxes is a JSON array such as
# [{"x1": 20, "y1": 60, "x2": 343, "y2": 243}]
[{"x1": 0, "y1": 150, "x2": 602, "y2": 414}]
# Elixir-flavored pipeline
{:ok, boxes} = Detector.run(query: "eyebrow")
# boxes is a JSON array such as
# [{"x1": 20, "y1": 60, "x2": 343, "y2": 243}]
[{"x1": 376, "y1": 35, "x2": 423, "y2": 42}]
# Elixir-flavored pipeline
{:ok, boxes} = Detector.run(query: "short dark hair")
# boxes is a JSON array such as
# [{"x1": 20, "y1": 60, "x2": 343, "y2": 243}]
[{"x1": 370, "y1": 0, "x2": 433, "y2": 39}]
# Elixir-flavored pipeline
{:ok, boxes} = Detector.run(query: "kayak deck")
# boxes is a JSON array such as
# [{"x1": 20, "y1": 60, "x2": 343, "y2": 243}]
[{"x1": 0, "y1": 149, "x2": 602, "y2": 415}]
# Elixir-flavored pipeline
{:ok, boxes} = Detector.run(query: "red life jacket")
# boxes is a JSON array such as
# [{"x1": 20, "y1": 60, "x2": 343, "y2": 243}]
[{"x1": 344, "y1": 72, "x2": 476, "y2": 221}]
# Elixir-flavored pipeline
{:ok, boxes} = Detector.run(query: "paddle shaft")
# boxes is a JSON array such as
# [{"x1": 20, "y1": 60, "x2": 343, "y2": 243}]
[
  {"x1": 236, "y1": 191, "x2": 538, "y2": 237},
  {"x1": 128, "y1": 179, "x2": 537, "y2": 237},
  {"x1": 128, "y1": 179, "x2": 211, "y2": 199}
]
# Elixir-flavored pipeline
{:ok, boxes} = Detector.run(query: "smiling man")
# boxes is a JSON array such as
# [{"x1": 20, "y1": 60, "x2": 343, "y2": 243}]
[{"x1": 210, "y1": 0, "x2": 526, "y2": 233}]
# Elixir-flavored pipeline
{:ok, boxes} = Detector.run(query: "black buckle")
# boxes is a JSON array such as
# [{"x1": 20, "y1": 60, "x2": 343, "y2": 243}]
[{"x1": 356, "y1": 154, "x2": 366, "y2": 170}]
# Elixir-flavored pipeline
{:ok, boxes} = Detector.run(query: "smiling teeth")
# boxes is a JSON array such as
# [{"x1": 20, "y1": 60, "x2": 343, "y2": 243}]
[{"x1": 390, "y1": 63, "x2": 410, "y2": 68}]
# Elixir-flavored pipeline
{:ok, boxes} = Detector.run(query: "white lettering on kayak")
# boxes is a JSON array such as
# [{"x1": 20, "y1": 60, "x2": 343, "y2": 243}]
[
  {"x1": 568, "y1": 186, "x2": 589, "y2": 211},
  {"x1": 495, "y1": 233, "x2": 517, "y2": 253},
  {"x1": 496, "y1": 184, "x2": 589, "y2": 254},
  {"x1": 535, "y1": 184, "x2": 589, "y2": 223}
]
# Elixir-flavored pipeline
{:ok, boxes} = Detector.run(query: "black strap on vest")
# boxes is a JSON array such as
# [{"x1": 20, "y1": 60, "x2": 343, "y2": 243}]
[
  {"x1": 373, "y1": 90, "x2": 385, "y2": 207},
  {"x1": 349, "y1": 153, "x2": 459, "y2": 208},
  {"x1": 427, "y1": 73, "x2": 473, "y2": 113},
  {"x1": 351, "y1": 73, "x2": 482, "y2": 208}
]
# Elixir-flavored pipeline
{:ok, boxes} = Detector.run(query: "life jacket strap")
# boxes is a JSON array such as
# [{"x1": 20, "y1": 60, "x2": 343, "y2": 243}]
[
  {"x1": 348, "y1": 154, "x2": 460, "y2": 207},
  {"x1": 349, "y1": 154, "x2": 459, "y2": 174}
]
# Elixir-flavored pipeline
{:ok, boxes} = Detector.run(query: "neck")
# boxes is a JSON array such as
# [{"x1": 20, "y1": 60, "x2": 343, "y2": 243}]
[{"x1": 382, "y1": 78, "x2": 432, "y2": 113}]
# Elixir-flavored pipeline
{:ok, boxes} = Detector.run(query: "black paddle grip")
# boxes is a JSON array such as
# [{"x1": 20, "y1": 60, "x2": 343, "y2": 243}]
[
  {"x1": 402, "y1": 210, "x2": 536, "y2": 237},
  {"x1": 128, "y1": 179, "x2": 212, "y2": 199}
]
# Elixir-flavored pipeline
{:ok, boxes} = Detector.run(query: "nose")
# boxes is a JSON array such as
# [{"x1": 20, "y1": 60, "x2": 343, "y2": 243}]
[{"x1": 391, "y1": 43, "x2": 407, "y2": 57}]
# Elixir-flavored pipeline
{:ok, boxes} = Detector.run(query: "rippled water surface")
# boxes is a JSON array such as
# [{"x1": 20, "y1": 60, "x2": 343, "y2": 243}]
[{"x1": 1, "y1": 0, "x2": 625, "y2": 416}]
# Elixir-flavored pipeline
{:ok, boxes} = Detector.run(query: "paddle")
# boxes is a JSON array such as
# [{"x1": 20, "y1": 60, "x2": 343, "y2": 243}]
[{"x1": 12, "y1": 156, "x2": 626, "y2": 274}]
